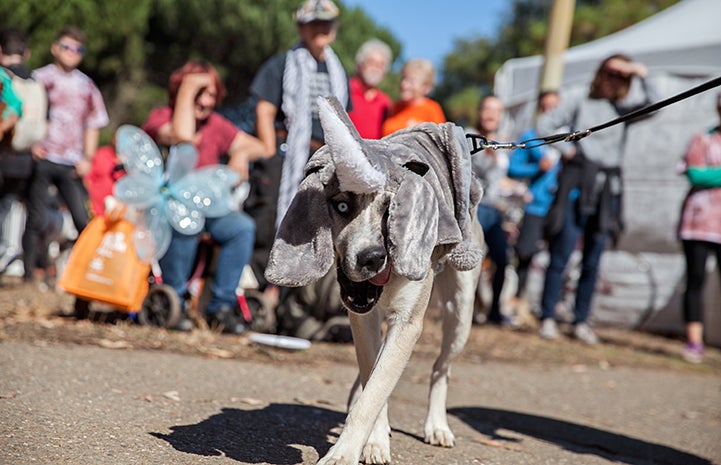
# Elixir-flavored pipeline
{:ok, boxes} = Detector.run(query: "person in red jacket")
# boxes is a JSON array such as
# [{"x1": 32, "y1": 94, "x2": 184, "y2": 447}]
[
  {"x1": 85, "y1": 141, "x2": 123, "y2": 217},
  {"x1": 142, "y1": 60, "x2": 266, "y2": 334},
  {"x1": 347, "y1": 39, "x2": 392, "y2": 140}
]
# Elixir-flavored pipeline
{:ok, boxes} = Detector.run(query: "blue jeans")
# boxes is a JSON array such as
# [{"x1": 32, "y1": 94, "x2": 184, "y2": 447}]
[
  {"x1": 540, "y1": 196, "x2": 618, "y2": 324},
  {"x1": 477, "y1": 204, "x2": 509, "y2": 321},
  {"x1": 159, "y1": 211, "x2": 255, "y2": 314}
]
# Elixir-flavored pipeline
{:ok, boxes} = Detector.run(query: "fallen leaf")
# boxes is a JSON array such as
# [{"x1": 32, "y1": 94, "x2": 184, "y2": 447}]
[
  {"x1": 163, "y1": 391, "x2": 181, "y2": 401},
  {"x1": 98, "y1": 339, "x2": 131, "y2": 349},
  {"x1": 200, "y1": 347, "x2": 234, "y2": 358},
  {"x1": 231, "y1": 397, "x2": 266, "y2": 406}
]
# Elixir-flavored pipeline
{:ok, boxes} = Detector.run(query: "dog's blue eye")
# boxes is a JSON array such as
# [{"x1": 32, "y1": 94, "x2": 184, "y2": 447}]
[{"x1": 335, "y1": 201, "x2": 349, "y2": 214}]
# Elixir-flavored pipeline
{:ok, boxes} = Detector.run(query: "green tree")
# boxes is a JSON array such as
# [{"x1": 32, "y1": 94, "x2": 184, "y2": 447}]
[{"x1": 1, "y1": 0, "x2": 400, "y2": 137}]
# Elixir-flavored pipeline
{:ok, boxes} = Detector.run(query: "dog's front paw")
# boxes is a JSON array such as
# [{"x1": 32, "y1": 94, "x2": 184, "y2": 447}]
[
  {"x1": 317, "y1": 443, "x2": 358, "y2": 465},
  {"x1": 361, "y1": 438, "x2": 391, "y2": 464},
  {"x1": 316, "y1": 454, "x2": 353, "y2": 465},
  {"x1": 424, "y1": 427, "x2": 455, "y2": 448}
]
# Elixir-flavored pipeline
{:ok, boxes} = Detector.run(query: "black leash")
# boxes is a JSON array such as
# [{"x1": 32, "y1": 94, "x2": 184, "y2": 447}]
[{"x1": 467, "y1": 75, "x2": 721, "y2": 154}]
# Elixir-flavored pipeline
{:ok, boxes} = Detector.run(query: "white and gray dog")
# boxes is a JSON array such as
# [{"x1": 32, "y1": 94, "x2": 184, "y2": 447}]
[{"x1": 265, "y1": 96, "x2": 484, "y2": 465}]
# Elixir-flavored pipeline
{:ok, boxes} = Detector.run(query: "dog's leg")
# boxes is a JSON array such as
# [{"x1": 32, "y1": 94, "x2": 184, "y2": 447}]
[
  {"x1": 318, "y1": 274, "x2": 433, "y2": 465},
  {"x1": 347, "y1": 309, "x2": 392, "y2": 464},
  {"x1": 424, "y1": 265, "x2": 479, "y2": 447}
]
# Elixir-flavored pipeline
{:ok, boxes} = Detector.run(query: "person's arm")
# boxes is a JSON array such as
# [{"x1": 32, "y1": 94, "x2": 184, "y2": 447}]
[
  {"x1": 0, "y1": 71, "x2": 21, "y2": 140},
  {"x1": 508, "y1": 129, "x2": 546, "y2": 179},
  {"x1": 611, "y1": 59, "x2": 661, "y2": 114},
  {"x1": 508, "y1": 147, "x2": 543, "y2": 179},
  {"x1": 681, "y1": 132, "x2": 721, "y2": 188},
  {"x1": 84, "y1": 127, "x2": 100, "y2": 160},
  {"x1": 77, "y1": 81, "x2": 110, "y2": 176},
  {"x1": 226, "y1": 131, "x2": 268, "y2": 181},
  {"x1": 172, "y1": 73, "x2": 213, "y2": 143},
  {"x1": 686, "y1": 165, "x2": 721, "y2": 188},
  {"x1": 432, "y1": 99, "x2": 446, "y2": 124},
  {"x1": 0, "y1": 112, "x2": 18, "y2": 141},
  {"x1": 75, "y1": 127, "x2": 100, "y2": 177},
  {"x1": 148, "y1": 73, "x2": 212, "y2": 147},
  {"x1": 255, "y1": 99, "x2": 279, "y2": 157}
]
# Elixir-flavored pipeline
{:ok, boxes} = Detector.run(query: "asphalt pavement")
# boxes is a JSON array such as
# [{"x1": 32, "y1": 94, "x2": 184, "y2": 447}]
[{"x1": 1, "y1": 339, "x2": 719, "y2": 465}]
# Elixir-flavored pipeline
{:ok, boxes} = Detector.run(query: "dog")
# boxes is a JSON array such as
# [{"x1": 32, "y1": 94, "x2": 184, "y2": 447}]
[{"x1": 265, "y1": 96, "x2": 484, "y2": 465}]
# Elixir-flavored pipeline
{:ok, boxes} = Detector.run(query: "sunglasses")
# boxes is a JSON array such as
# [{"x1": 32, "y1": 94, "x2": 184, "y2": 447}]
[
  {"x1": 58, "y1": 42, "x2": 86, "y2": 54},
  {"x1": 602, "y1": 69, "x2": 627, "y2": 80}
]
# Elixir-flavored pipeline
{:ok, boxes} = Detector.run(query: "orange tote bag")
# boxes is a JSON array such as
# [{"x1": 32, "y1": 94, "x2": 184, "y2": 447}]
[{"x1": 58, "y1": 216, "x2": 150, "y2": 311}]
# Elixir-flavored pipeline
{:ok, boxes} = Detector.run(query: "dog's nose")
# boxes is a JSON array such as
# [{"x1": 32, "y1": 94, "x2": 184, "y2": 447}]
[{"x1": 358, "y1": 246, "x2": 387, "y2": 274}]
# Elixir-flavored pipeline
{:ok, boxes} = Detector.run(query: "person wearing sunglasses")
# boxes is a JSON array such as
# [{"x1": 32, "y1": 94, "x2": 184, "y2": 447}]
[
  {"x1": 534, "y1": 53, "x2": 658, "y2": 345},
  {"x1": 21, "y1": 26, "x2": 108, "y2": 288}
]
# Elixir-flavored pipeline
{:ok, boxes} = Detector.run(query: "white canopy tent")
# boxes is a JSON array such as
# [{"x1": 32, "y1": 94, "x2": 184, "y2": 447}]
[
  {"x1": 495, "y1": 0, "x2": 721, "y2": 116},
  {"x1": 493, "y1": 0, "x2": 721, "y2": 343}
]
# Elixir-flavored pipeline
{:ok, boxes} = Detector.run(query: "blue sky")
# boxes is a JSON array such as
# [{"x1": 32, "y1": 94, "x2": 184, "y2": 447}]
[{"x1": 342, "y1": 0, "x2": 510, "y2": 68}]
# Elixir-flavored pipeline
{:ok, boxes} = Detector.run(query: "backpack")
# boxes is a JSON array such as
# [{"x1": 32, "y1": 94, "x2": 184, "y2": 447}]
[{"x1": 4, "y1": 68, "x2": 48, "y2": 152}]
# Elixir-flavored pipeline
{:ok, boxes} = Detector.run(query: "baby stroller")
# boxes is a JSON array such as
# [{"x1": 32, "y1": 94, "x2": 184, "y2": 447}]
[
  {"x1": 60, "y1": 125, "x2": 274, "y2": 332},
  {"x1": 138, "y1": 232, "x2": 276, "y2": 332},
  {"x1": 62, "y1": 219, "x2": 274, "y2": 333}
]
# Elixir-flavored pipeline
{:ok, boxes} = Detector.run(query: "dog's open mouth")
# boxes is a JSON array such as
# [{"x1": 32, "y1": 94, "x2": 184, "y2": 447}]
[{"x1": 336, "y1": 264, "x2": 391, "y2": 314}]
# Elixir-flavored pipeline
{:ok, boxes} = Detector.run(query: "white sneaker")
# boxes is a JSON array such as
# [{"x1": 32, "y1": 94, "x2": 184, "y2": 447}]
[
  {"x1": 573, "y1": 323, "x2": 599, "y2": 345},
  {"x1": 539, "y1": 318, "x2": 559, "y2": 340}
]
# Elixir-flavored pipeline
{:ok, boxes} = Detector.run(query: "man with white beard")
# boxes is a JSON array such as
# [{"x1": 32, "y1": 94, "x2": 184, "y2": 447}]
[{"x1": 348, "y1": 38, "x2": 393, "y2": 139}]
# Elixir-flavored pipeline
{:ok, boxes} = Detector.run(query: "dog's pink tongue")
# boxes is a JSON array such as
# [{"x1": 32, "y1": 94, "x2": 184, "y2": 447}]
[{"x1": 369, "y1": 264, "x2": 392, "y2": 286}]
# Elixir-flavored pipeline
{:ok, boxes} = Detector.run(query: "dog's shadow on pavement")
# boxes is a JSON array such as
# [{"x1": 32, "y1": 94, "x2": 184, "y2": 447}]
[
  {"x1": 151, "y1": 403, "x2": 345, "y2": 464},
  {"x1": 450, "y1": 407, "x2": 712, "y2": 465}
]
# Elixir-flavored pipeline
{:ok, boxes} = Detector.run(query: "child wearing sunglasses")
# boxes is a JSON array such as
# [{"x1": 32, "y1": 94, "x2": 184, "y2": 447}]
[{"x1": 21, "y1": 26, "x2": 108, "y2": 287}]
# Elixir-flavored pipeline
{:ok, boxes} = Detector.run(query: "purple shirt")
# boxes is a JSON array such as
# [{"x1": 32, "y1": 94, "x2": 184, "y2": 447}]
[{"x1": 33, "y1": 64, "x2": 109, "y2": 166}]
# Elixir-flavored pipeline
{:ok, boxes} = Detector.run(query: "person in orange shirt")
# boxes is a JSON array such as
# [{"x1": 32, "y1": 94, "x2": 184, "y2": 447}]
[{"x1": 381, "y1": 58, "x2": 445, "y2": 136}]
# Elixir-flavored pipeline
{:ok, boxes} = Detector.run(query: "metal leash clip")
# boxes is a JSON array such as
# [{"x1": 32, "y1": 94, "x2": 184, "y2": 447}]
[
  {"x1": 488, "y1": 141, "x2": 523, "y2": 150},
  {"x1": 466, "y1": 134, "x2": 524, "y2": 154},
  {"x1": 563, "y1": 129, "x2": 591, "y2": 142}
]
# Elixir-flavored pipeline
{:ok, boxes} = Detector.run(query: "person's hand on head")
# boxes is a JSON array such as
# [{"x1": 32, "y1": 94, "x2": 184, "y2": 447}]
[
  {"x1": 605, "y1": 59, "x2": 647, "y2": 79},
  {"x1": 182, "y1": 73, "x2": 213, "y2": 89}
]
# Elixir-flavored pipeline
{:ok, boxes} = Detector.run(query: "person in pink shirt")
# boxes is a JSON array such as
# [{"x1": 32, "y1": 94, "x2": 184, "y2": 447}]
[
  {"x1": 347, "y1": 39, "x2": 392, "y2": 139},
  {"x1": 677, "y1": 92, "x2": 721, "y2": 363},
  {"x1": 142, "y1": 60, "x2": 266, "y2": 333},
  {"x1": 22, "y1": 26, "x2": 109, "y2": 285}
]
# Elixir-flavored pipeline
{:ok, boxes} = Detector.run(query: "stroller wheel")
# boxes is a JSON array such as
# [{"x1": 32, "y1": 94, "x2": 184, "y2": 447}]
[
  {"x1": 138, "y1": 284, "x2": 181, "y2": 329},
  {"x1": 242, "y1": 290, "x2": 276, "y2": 333},
  {"x1": 74, "y1": 298, "x2": 91, "y2": 320}
]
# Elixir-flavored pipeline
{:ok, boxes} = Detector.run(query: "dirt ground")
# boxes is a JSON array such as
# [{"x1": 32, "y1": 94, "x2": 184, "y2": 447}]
[
  {"x1": 1, "y1": 273, "x2": 720, "y2": 374},
  {"x1": 2, "y1": 274, "x2": 721, "y2": 465}
]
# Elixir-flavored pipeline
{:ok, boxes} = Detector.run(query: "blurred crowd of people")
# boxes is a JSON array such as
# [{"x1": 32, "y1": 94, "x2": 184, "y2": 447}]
[{"x1": 1, "y1": 0, "x2": 718, "y2": 363}]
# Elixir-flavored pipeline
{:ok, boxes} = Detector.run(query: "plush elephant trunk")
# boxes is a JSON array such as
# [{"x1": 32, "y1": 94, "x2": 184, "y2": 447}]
[{"x1": 319, "y1": 97, "x2": 386, "y2": 194}]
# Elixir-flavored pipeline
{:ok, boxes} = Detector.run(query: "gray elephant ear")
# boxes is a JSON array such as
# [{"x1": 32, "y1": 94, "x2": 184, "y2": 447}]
[
  {"x1": 265, "y1": 171, "x2": 334, "y2": 287},
  {"x1": 388, "y1": 173, "x2": 438, "y2": 280}
]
